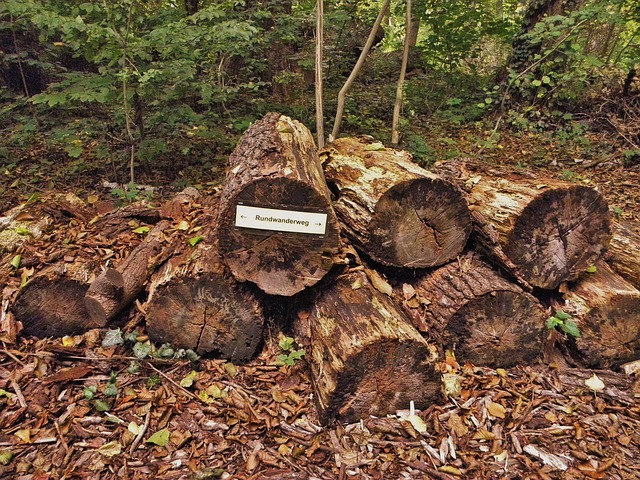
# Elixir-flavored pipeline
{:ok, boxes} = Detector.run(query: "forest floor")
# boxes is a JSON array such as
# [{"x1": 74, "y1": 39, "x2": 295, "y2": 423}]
[{"x1": 1, "y1": 121, "x2": 640, "y2": 480}]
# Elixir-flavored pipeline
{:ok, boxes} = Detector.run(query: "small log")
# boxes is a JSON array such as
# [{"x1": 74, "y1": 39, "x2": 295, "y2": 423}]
[
  {"x1": 216, "y1": 112, "x2": 340, "y2": 296},
  {"x1": 11, "y1": 258, "x2": 100, "y2": 337},
  {"x1": 607, "y1": 220, "x2": 640, "y2": 288},
  {"x1": 84, "y1": 220, "x2": 173, "y2": 326},
  {"x1": 434, "y1": 160, "x2": 611, "y2": 290},
  {"x1": 296, "y1": 269, "x2": 441, "y2": 425},
  {"x1": 321, "y1": 137, "x2": 472, "y2": 268},
  {"x1": 398, "y1": 253, "x2": 547, "y2": 368},
  {"x1": 145, "y1": 231, "x2": 264, "y2": 363},
  {"x1": 554, "y1": 261, "x2": 640, "y2": 369}
]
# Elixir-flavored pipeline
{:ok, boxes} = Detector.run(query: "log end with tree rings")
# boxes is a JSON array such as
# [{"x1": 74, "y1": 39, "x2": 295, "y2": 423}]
[
  {"x1": 217, "y1": 177, "x2": 340, "y2": 296},
  {"x1": 444, "y1": 290, "x2": 546, "y2": 368},
  {"x1": 504, "y1": 185, "x2": 611, "y2": 290},
  {"x1": 145, "y1": 274, "x2": 264, "y2": 363},
  {"x1": 367, "y1": 177, "x2": 472, "y2": 267},
  {"x1": 13, "y1": 277, "x2": 93, "y2": 337}
]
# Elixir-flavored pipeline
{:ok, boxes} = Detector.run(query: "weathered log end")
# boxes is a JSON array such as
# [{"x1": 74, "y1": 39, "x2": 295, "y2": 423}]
[
  {"x1": 399, "y1": 254, "x2": 546, "y2": 368},
  {"x1": 368, "y1": 177, "x2": 471, "y2": 267},
  {"x1": 301, "y1": 270, "x2": 441, "y2": 425},
  {"x1": 607, "y1": 220, "x2": 640, "y2": 288},
  {"x1": 217, "y1": 113, "x2": 340, "y2": 296},
  {"x1": 322, "y1": 137, "x2": 471, "y2": 268},
  {"x1": 84, "y1": 269, "x2": 125, "y2": 326},
  {"x1": 506, "y1": 185, "x2": 611, "y2": 289},
  {"x1": 562, "y1": 262, "x2": 640, "y2": 368},
  {"x1": 146, "y1": 274, "x2": 264, "y2": 363},
  {"x1": 13, "y1": 277, "x2": 93, "y2": 337}
]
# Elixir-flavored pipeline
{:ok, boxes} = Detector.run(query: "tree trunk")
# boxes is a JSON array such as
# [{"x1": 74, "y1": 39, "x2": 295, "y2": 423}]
[
  {"x1": 397, "y1": 253, "x2": 547, "y2": 368},
  {"x1": 606, "y1": 220, "x2": 640, "y2": 289},
  {"x1": 217, "y1": 112, "x2": 340, "y2": 296},
  {"x1": 321, "y1": 137, "x2": 471, "y2": 268},
  {"x1": 296, "y1": 268, "x2": 441, "y2": 425},
  {"x1": 554, "y1": 261, "x2": 640, "y2": 369},
  {"x1": 434, "y1": 160, "x2": 611, "y2": 290},
  {"x1": 11, "y1": 258, "x2": 100, "y2": 337},
  {"x1": 145, "y1": 230, "x2": 264, "y2": 364}
]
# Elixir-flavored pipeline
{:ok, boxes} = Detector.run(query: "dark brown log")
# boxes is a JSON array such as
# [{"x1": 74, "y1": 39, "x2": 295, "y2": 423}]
[
  {"x1": 11, "y1": 259, "x2": 101, "y2": 337},
  {"x1": 296, "y1": 268, "x2": 440, "y2": 425},
  {"x1": 554, "y1": 261, "x2": 640, "y2": 369},
  {"x1": 321, "y1": 137, "x2": 472, "y2": 268},
  {"x1": 398, "y1": 253, "x2": 547, "y2": 368},
  {"x1": 216, "y1": 112, "x2": 340, "y2": 296},
  {"x1": 145, "y1": 230, "x2": 264, "y2": 363},
  {"x1": 434, "y1": 160, "x2": 611, "y2": 290},
  {"x1": 84, "y1": 220, "x2": 173, "y2": 327},
  {"x1": 607, "y1": 220, "x2": 640, "y2": 289}
]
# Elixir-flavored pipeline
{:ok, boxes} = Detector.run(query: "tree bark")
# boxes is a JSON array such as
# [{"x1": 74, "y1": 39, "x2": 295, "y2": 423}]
[
  {"x1": 321, "y1": 137, "x2": 471, "y2": 268},
  {"x1": 217, "y1": 112, "x2": 340, "y2": 296},
  {"x1": 397, "y1": 253, "x2": 547, "y2": 368},
  {"x1": 606, "y1": 220, "x2": 640, "y2": 289},
  {"x1": 145, "y1": 229, "x2": 264, "y2": 364},
  {"x1": 296, "y1": 268, "x2": 441, "y2": 425},
  {"x1": 554, "y1": 261, "x2": 640, "y2": 369},
  {"x1": 434, "y1": 160, "x2": 611, "y2": 290}
]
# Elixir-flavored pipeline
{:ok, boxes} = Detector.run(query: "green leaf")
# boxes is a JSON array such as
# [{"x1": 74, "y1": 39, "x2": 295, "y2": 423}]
[
  {"x1": 180, "y1": 370, "x2": 198, "y2": 388},
  {"x1": 15, "y1": 226, "x2": 32, "y2": 236},
  {"x1": 133, "y1": 341, "x2": 152, "y2": 359},
  {"x1": 94, "y1": 399, "x2": 110, "y2": 412},
  {"x1": 132, "y1": 226, "x2": 150, "y2": 235},
  {"x1": 561, "y1": 320, "x2": 581, "y2": 338},
  {"x1": 532, "y1": 79, "x2": 542, "y2": 87},
  {"x1": 189, "y1": 235, "x2": 204, "y2": 247},
  {"x1": 104, "y1": 381, "x2": 118, "y2": 398},
  {"x1": 0, "y1": 450, "x2": 13, "y2": 466},
  {"x1": 363, "y1": 142, "x2": 385, "y2": 151},
  {"x1": 10, "y1": 255, "x2": 21, "y2": 269},
  {"x1": 154, "y1": 343, "x2": 175, "y2": 358},
  {"x1": 555, "y1": 310, "x2": 571, "y2": 321},
  {"x1": 546, "y1": 316, "x2": 562, "y2": 329},
  {"x1": 585, "y1": 265, "x2": 597, "y2": 274},
  {"x1": 83, "y1": 386, "x2": 97, "y2": 400},
  {"x1": 102, "y1": 328, "x2": 124, "y2": 347},
  {"x1": 146, "y1": 428, "x2": 170, "y2": 447},
  {"x1": 278, "y1": 335, "x2": 295, "y2": 352},
  {"x1": 0, "y1": 389, "x2": 13, "y2": 399}
]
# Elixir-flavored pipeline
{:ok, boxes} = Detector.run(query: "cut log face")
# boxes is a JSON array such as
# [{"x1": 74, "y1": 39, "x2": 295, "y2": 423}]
[
  {"x1": 322, "y1": 137, "x2": 471, "y2": 268},
  {"x1": 399, "y1": 254, "x2": 547, "y2": 368},
  {"x1": 12, "y1": 262, "x2": 99, "y2": 337},
  {"x1": 607, "y1": 220, "x2": 640, "y2": 289},
  {"x1": 217, "y1": 113, "x2": 340, "y2": 296},
  {"x1": 299, "y1": 269, "x2": 441, "y2": 425},
  {"x1": 435, "y1": 161, "x2": 611, "y2": 290},
  {"x1": 145, "y1": 242, "x2": 264, "y2": 363},
  {"x1": 558, "y1": 261, "x2": 640, "y2": 368}
]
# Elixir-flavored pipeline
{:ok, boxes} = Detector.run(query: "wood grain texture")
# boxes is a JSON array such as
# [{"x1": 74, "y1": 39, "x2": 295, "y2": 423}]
[
  {"x1": 321, "y1": 137, "x2": 471, "y2": 268},
  {"x1": 217, "y1": 113, "x2": 340, "y2": 296},
  {"x1": 607, "y1": 220, "x2": 640, "y2": 289},
  {"x1": 297, "y1": 269, "x2": 440, "y2": 425}
]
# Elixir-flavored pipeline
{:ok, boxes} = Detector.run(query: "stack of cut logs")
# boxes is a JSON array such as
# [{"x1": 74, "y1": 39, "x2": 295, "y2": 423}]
[{"x1": 3, "y1": 113, "x2": 640, "y2": 425}]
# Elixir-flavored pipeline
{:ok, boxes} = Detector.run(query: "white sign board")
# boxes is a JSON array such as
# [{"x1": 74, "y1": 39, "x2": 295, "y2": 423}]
[{"x1": 235, "y1": 205, "x2": 328, "y2": 235}]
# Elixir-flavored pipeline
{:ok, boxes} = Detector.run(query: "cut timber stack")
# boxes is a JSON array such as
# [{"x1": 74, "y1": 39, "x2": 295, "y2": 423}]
[
  {"x1": 397, "y1": 253, "x2": 547, "y2": 368},
  {"x1": 217, "y1": 113, "x2": 340, "y2": 296},
  {"x1": 434, "y1": 160, "x2": 611, "y2": 290},
  {"x1": 553, "y1": 261, "x2": 640, "y2": 369},
  {"x1": 296, "y1": 268, "x2": 440, "y2": 425},
  {"x1": 321, "y1": 137, "x2": 472, "y2": 268},
  {"x1": 145, "y1": 196, "x2": 264, "y2": 363},
  {"x1": 607, "y1": 220, "x2": 640, "y2": 288}
]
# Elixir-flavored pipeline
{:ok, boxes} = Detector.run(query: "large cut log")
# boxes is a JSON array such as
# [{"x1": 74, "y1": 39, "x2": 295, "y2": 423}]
[
  {"x1": 11, "y1": 258, "x2": 100, "y2": 337},
  {"x1": 145, "y1": 228, "x2": 264, "y2": 363},
  {"x1": 607, "y1": 220, "x2": 640, "y2": 289},
  {"x1": 296, "y1": 268, "x2": 441, "y2": 425},
  {"x1": 321, "y1": 137, "x2": 472, "y2": 268},
  {"x1": 553, "y1": 261, "x2": 640, "y2": 369},
  {"x1": 434, "y1": 160, "x2": 611, "y2": 290},
  {"x1": 216, "y1": 112, "x2": 340, "y2": 296},
  {"x1": 397, "y1": 253, "x2": 547, "y2": 368}
]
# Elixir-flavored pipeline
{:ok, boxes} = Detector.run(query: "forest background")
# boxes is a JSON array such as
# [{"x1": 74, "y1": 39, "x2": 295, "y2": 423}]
[{"x1": 1, "y1": 0, "x2": 639, "y2": 207}]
